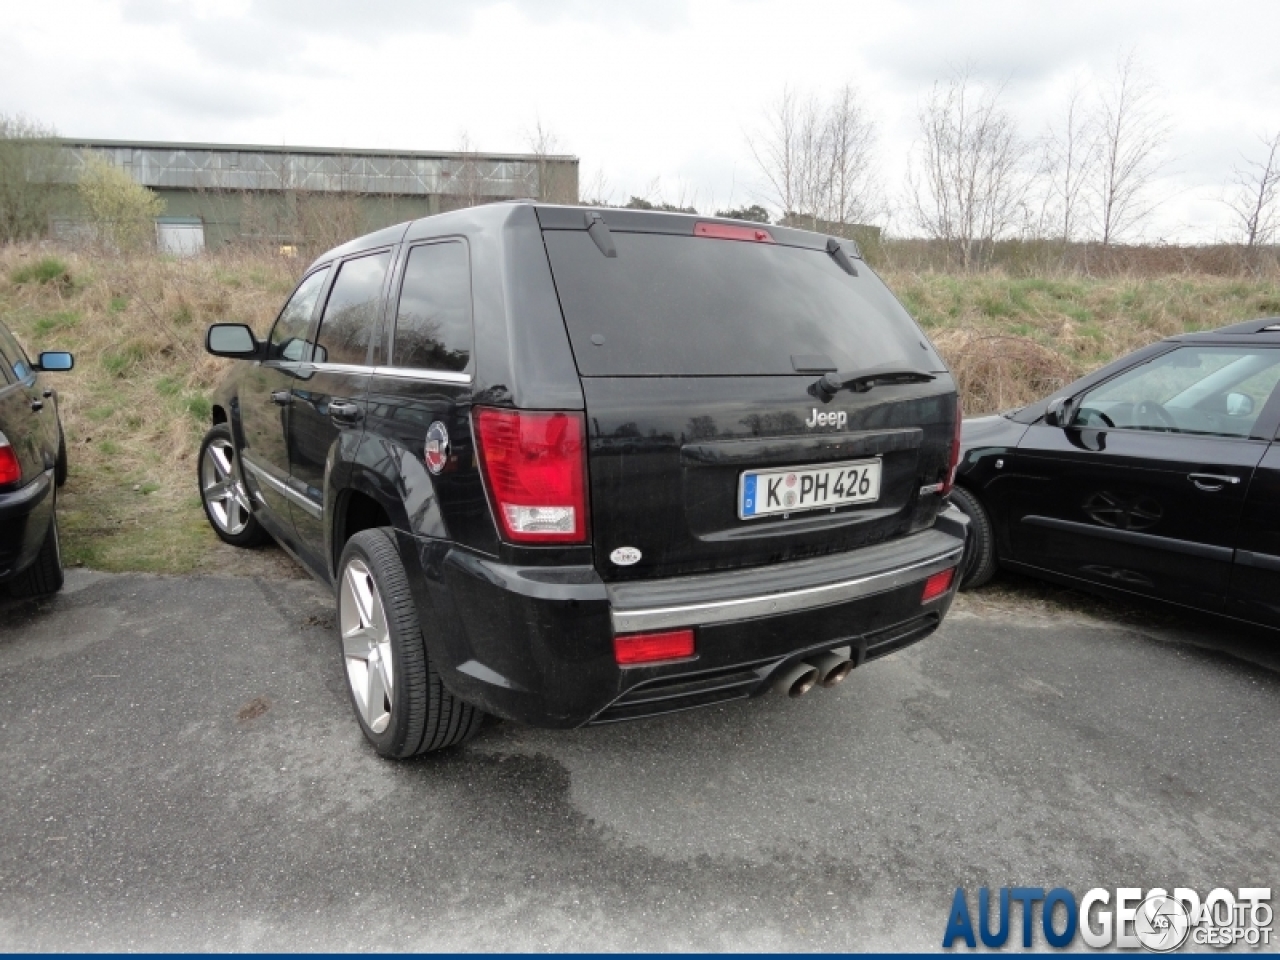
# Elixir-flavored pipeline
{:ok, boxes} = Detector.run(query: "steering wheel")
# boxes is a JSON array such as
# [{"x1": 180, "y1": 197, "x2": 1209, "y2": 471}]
[
  {"x1": 1135, "y1": 399, "x2": 1179, "y2": 432},
  {"x1": 1074, "y1": 407, "x2": 1115, "y2": 428}
]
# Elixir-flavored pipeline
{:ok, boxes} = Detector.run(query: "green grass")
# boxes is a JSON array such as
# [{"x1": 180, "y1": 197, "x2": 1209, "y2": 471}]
[
  {"x1": 32, "y1": 310, "x2": 81, "y2": 337},
  {"x1": 11, "y1": 256, "x2": 71, "y2": 286}
]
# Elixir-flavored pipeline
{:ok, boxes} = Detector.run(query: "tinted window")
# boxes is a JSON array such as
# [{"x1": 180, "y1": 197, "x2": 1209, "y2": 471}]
[
  {"x1": 392, "y1": 241, "x2": 472, "y2": 372},
  {"x1": 1074, "y1": 346, "x2": 1280, "y2": 438},
  {"x1": 268, "y1": 267, "x2": 329, "y2": 363},
  {"x1": 0, "y1": 326, "x2": 33, "y2": 380},
  {"x1": 313, "y1": 251, "x2": 391, "y2": 366},
  {"x1": 543, "y1": 231, "x2": 941, "y2": 376}
]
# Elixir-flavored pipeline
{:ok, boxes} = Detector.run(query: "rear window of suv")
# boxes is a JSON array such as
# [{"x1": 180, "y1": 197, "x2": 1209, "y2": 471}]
[{"x1": 542, "y1": 230, "x2": 941, "y2": 376}]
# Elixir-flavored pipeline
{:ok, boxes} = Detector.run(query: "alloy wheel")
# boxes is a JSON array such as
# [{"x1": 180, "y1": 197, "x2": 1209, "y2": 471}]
[
  {"x1": 200, "y1": 437, "x2": 251, "y2": 536},
  {"x1": 339, "y1": 557, "x2": 395, "y2": 734}
]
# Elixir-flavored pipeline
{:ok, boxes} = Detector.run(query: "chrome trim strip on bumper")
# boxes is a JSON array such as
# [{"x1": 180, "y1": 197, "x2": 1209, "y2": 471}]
[
  {"x1": 240, "y1": 455, "x2": 323, "y2": 519},
  {"x1": 610, "y1": 546, "x2": 963, "y2": 633}
]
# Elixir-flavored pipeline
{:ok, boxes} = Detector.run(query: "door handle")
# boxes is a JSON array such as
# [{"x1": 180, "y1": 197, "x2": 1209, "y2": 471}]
[
  {"x1": 270, "y1": 389, "x2": 292, "y2": 406},
  {"x1": 329, "y1": 400, "x2": 363, "y2": 424},
  {"x1": 1189, "y1": 473, "x2": 1240, "y2": 491},
  {"x1": 30, "y1": 398, "x2": 43, "y2": 412}
]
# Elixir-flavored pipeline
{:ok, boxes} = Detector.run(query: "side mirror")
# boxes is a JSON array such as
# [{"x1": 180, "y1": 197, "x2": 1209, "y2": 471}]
[
  {"x1": 206, "y1": 323, "x2": 259, "y2": 358},
  {"x1": 35, "y1": 351, "x2": 74, "y2": 372},
  {"x1": 1226, "y1": 391, "x2": 1255, "y2": 417},
  {"x1": 1044, "y1": 397, "x2": 1068, "y2": 428}
]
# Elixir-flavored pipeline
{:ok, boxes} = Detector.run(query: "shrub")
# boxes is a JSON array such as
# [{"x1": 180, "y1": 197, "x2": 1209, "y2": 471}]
[
  {"x1": 11, "y1": 256, "x2": 71, "y2": 286},
  {"x1": 77, "y1": 155, "x2": 165, "y2": 252}
]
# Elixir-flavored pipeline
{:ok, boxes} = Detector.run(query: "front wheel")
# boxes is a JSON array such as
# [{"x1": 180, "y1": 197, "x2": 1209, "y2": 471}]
[
  {"x1": 198, "y1": 424, "x2": 269, "y2": 547},
  {"x1": 338, "y1": 528, "x2": 484, "y2": 758},
  {"x1": 950, "y1": 485, "x2": 998, "y2": 589}
]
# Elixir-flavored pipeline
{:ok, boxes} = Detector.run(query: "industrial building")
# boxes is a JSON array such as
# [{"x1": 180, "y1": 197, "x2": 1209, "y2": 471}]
[{"x1": 52, "y1": 138, "x2": 579, "y2": 254}]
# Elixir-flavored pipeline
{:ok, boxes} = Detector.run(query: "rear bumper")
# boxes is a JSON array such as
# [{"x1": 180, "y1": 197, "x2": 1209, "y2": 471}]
[
  {"x1": 402, "y1": 505, "x2": 967, "y2": 728},
  {"x1": 0, "y1": 470, "x2": 54, "y2": 582}
]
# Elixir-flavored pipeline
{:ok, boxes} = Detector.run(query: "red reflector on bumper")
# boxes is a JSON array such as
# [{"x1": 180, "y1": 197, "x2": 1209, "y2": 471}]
[
  {"x1": 921, "y1": 568, "x2": 956, "y2": 603},
  {"x1": 614, "y1": 629, "x2": 696, "y2": 666}
]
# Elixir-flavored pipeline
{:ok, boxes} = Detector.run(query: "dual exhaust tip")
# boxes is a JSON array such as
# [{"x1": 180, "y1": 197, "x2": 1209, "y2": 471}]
[{"x1": 772, "y1": 646, "x2": 854, "y2": 698}]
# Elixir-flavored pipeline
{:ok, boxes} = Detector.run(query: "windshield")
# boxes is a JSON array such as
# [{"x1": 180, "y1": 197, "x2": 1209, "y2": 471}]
[{"x1": 543, "y1": 231, "x2": 943, "y2": 377}]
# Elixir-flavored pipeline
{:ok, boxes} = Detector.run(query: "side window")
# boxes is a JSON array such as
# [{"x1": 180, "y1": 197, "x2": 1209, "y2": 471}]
[
  {"x1": 0, "y1": 326, "x2": 33, "y2": 381},
  {"x1": 1072, "y1": 346, "x2": 1280, "y2": 438},
  {"x1": 268, "y1": 267, "x2": 329, "y2": 363},
  {"x1": 392, "y1": 241, "x2": 472, "y2": 372},
  {"x1": 312, "y1": 251, "x2": 392, "y2": 366}
]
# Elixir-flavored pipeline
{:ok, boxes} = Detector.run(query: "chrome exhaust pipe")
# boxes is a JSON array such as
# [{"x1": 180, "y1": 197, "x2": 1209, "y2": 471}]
[
  {"x1": 811, "y1": 646, "x2": 854, "y2": 688},
  {"x1": 772, "y1": 662, "x2": 820, "y2": 698}
]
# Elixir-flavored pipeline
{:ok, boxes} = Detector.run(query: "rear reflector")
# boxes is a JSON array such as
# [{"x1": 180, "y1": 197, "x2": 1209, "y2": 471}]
[
  {"x1": 614, "y1": 629, "x2": 696, "y2": 666},
  {"x1": 473, "y1": 407, "x2": 589, "y2": 543},
  {"x1": 0, "y1": 431, "x2": 18, "y2": 487},
  {"x1": 921, "y1": 567, "x2": 956, "y2": 603},
  {"x1": 694, "y1": 222, "x2": 775, "y2": 243}
]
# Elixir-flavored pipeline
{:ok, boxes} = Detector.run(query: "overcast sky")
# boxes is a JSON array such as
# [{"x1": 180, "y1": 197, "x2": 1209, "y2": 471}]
[{"x1": 4, "y1": 0, "x2": 1279, "y2": 241}]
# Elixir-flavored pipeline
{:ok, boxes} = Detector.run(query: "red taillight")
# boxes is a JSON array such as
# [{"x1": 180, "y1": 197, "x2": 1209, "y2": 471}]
[
  {"x1": 0, "y1": 433, "x2": 19, "y2": 487},
  {"x1": 940, "y1": 397, "x2": 962, "y2": 496},
  {"x1": 473, "y1": 407, "x2": 589, "y2": 544},
  {"x1": 694, "y1": 222, "x2": 774, "y2": 243},
  {"x1": 614, "y1": 629, "x2": 696, "y2": 666},
  {"x1": 922, "y1": 567, "x2": 956, "y2": 603}
]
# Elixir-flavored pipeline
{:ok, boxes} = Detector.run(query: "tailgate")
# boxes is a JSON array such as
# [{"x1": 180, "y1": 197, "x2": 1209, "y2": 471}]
[{"x1": 582, "y1": 374, "x2": 955, "y2": 580}]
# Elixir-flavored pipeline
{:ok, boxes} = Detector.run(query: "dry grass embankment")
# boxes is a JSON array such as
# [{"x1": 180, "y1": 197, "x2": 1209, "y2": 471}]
[
  {"x1": 2, "y1": 245, "x2": 1279, "y2": 576},
  {"x1": 0, "y1": 246, "x2": 303, "y2": 575}
]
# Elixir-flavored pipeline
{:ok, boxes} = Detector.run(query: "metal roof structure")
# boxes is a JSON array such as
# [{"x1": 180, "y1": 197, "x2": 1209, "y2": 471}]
[{"x1": 56, "y1": 138, "x2": 578, "y2": 200}]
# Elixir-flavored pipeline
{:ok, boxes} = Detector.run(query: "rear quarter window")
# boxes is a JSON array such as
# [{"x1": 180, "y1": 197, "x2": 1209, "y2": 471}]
[
  {"x1": 391, "y1": 241, "x2": 472, "y2": 372},
  {"x1": 542, "y1": 231, "x2": 941, "y2": 376}
]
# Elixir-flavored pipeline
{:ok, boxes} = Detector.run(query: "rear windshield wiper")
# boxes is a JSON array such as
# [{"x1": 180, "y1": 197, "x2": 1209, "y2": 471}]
[{"x1": 811, "y1": 365, "x2": 936, "y2": 402}]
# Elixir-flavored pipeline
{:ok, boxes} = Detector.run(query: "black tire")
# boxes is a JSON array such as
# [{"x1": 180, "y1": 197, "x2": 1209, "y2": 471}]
[
  {"x1": 950, "y1": 485, "x2": 998, "y2": 590},
  {"x1": 9, "y1": 500, "x2": 64, "y2": 598},
  {"x1": 54, "y1": 428, "x2": 68, "y2": 488},
  {"x1": 197, "y1": 424, "x2": 270, "y2": 548},
  {"x1": 337, "y1": 528, "x2": 484, "y2": 758}
]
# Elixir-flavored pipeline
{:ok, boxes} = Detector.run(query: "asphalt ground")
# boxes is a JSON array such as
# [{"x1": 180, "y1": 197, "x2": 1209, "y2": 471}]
[{"x1": 0, "y1": 569, "x2": 1277, "y2": 951}]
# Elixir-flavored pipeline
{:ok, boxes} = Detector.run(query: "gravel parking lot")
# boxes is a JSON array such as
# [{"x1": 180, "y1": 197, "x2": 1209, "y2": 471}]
[{"x1": 0, "y1": 568, "x2": 1277, "y2": 951}]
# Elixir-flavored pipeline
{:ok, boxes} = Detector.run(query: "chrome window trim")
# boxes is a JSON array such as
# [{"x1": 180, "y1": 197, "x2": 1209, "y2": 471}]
[
  {"x1": 609, "y1": 547, "x2": 963, "y2": 633},
  {"x1": 295, "y1": 361, "x2": 375, "y2": 376},
  {"x1": 241, "y1": 455, "x2": 323, "y2": 519},
  {"x1": 371, "y1": 365, "x2": 472, "y2": 385}
]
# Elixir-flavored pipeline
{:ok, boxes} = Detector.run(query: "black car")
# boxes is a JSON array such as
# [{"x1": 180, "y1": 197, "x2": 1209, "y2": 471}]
[
  {"x1": 953, "y1": 318, "x2": 1280, "y2": 629},
  {"x1": 0, "y1": 320, "x2": 72, "y2": 598},
  {"x1": 200, "y1": 203, "x2": 967, "y2": 758}
]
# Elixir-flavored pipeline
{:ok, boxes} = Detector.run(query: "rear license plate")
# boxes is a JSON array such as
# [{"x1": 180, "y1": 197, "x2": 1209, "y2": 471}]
[{"x1": 739, "y1": 459, "x2": 882, "y2": 519}]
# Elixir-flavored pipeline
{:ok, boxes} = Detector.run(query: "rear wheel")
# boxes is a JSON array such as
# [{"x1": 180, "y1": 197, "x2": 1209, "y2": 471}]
[
  {"x1": 9, "y1": 500, "x2": 63, "y2": 598},
  {"x1": 198, "y1": 424, "x2": 269, "y2": 547},
  {"x1": 338, "y1": 528, "x2": 484, "y2": 758},
  {"x1": 950, "y1": 485, "x2": 997, "y2": 589}
]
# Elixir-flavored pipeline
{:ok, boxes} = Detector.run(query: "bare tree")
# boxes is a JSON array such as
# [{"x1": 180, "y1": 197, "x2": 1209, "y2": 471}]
[
  {"x1": 1225, "y1": 129, "x2": 1280, "y2": 249},
  {"x1": 525, "y1": 118, "x2": 575, "y2": 203},
  {"x1": 748, "y1": 83, "x2": 880, "y2": 233},
  {"x1": 824, "y1": 84, "x2": 881, "y2": 227},
  {"x1": 0, "y1": 114, "x2": 63, "y2": 243},
  {"x1": 579, "y1": 166, "x2": 615, "y2": 206},
  {"x1": 906, "y1": 68, "x2": 1030, "y2": 270},
  {"x1": 1091, "y1": 51, "x2": 1170, "y2": 246},
  {"x1": 449, "y1": 131, "x2": 487, "y2": 210},
  {"x1": 1042, "y1": 81, "x2": 1097, "y2": 248}
]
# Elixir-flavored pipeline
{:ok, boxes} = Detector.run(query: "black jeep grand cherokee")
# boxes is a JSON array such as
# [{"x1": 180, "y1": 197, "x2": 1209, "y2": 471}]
[{"x1": 201, "y1": 203, "x2": 967, "y2": 758}]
